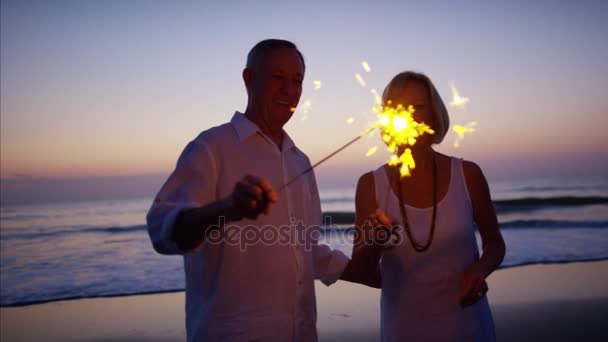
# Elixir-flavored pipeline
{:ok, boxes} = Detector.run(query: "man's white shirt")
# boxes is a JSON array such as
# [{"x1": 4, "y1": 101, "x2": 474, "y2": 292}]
[{"x1": 147, "y1": 112, "x2": 349, "y2": 341}]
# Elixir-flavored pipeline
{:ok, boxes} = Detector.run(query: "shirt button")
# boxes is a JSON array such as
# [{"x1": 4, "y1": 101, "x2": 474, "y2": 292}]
[{"x1": 298, "y1": 280, "x2": 303, "y2": 285}]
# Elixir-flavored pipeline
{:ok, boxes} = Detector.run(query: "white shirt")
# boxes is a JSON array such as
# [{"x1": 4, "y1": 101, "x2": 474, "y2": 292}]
[{"x1": 147, "y1": 112, "x2": 349, "y2": 342}]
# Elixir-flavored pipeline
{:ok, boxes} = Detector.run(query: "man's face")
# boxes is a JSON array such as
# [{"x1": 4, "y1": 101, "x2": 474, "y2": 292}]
[{"x1": 247, "y1": 48, "x2": 305, "y2": 130}]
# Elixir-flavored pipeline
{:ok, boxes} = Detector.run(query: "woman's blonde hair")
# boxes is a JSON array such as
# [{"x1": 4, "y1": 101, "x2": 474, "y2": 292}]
[{"x1": 381, "y1": 71, "x2": 450, "y2": 144}]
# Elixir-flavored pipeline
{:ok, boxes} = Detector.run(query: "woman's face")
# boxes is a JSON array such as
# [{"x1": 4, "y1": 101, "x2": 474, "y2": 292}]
[{"x1": 388, "y1": 79, "x2": 435, "y2": 147}]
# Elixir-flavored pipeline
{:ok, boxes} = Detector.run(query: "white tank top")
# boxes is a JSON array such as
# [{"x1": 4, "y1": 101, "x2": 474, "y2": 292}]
[{"x1": 373, "y1": 157, "x2": 496, "y2": 342}]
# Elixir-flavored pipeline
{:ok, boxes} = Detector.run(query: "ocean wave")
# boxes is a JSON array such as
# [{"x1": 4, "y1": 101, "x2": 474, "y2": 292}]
[
  {"x1": 513, "y1": 184, "x2": 608, "y2": 192},
  {"x1": 1, "y1": 224, "x2": 147, "y2": 240},
  {"x1": 493, "y1": 196, "x2": 608, "y2": 213},
  {"x1": 4, "y1": 217, "x2": 608, "y2": 241},
  {"x1": 320, "y1": 197, "x2": 355, "y2": 204},
  {"x1": 319, "y1": 196, "x2": 608, "y2": 214},
  {"x1": 319, "y1": 219, "x2": 608, "y2": 230},
  {"x1": 3, "y1": 257, "x2": 608, "y2": 307},
  {"x1": 499, "y1": 219, "x2": 608, "y2": 229}
]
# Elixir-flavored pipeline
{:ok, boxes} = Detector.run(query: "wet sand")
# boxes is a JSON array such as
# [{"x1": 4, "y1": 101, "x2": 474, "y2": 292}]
[{"x1": 2, "y1": 261, "x2": 607, "y2": 341}]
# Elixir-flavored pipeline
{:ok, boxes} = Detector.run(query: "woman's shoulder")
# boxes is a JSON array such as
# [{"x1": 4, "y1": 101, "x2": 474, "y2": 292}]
[
  {"x1": 461, "y1": 159, "x2": 483, "y2": 178},
  {"x1": 436, "y1": 152, "x2": 480, "y2": 171},
  {"x1": 359, "y1": 164, "x2": 388, "y2": 182},
  {"x1": 458, "y1": 158, "x2": 488, "y2": 194},
  {"x1": 357, "y1": 170, "x2": 376, "y2": 190}
]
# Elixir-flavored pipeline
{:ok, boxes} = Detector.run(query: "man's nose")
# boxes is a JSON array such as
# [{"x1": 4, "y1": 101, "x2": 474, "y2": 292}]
[{"x1": 280, "y1": 79, "x2": 295, "y2": 95}]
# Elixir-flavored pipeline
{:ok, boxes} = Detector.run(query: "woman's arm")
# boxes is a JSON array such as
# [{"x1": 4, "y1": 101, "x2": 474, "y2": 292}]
[
  {"x1": 463, "y1": 161, "x2": 506, "y2": 277},
  {"x1": 459, "y1": 160, "x2": 506, "y2": 306},
  {"x1": 340, "y1": 172, "x2": 383, "y2": 288}
]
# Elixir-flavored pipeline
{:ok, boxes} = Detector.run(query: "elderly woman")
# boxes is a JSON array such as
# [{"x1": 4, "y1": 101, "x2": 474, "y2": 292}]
[{"x1": 344, "y1": 71, "x2": 506, "y2": 341}]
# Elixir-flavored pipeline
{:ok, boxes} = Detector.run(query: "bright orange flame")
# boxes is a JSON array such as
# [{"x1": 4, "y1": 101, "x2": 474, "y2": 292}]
[
  {"x1": 346, "y1": 117, "x2": 355, "y2": 124},
  {"x1": 364, "y1": 103, "x2": 435, "y2": 177}
]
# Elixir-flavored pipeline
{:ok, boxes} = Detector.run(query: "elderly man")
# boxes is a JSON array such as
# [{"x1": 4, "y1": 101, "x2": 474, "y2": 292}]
[{"x1": 147, "y1": 39, "x2": 349, "y2": 341}]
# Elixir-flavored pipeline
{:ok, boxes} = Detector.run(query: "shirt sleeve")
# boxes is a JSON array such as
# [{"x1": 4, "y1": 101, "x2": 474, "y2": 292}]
[
  {"x1": 308, "y1": 170, "x2": 350, "y2": 286},
  {"x1": 146, "y1": 138, "x2": 217, "y2": 255}
]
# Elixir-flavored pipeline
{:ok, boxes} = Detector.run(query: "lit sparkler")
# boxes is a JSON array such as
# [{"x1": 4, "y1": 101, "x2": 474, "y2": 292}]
[
  {"x1": 279, "y1": 102, "x2": 435, "y2": 191},
  {"x1": 378, "y1": 103, "x2": 435, "y2": 177},
  {"x1": 279, "y1": 63, "x2": 443, "y2": 191}
]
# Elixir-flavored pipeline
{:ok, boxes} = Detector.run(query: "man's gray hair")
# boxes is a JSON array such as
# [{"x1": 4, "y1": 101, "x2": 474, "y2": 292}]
[{"x1": 246, "y1": 39, "x2": 305, "y2": 70}]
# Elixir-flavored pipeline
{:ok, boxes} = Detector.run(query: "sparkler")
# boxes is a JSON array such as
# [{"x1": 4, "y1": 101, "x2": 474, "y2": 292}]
[
  {"x1": 280, "y1": 63, "x2": 475, "y2": 191},
  {"x1": 278, "y1": 125, "x2": 377, "y2": 192},
  {"x1": 279, "y1": 103, "x2": 435, "y2": 191}
]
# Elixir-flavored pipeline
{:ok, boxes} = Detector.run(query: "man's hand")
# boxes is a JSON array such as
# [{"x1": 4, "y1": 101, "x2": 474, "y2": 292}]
[{"x1": 226, "y1": 175, "x2": 278, "y2": 221}]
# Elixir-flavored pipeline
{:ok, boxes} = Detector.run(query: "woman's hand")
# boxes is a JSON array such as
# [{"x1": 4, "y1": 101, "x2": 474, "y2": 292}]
[
  {"x1": 367, "y1": 209, "x2": 401, "y2": 248},
  {"x1": 458, "y1": 266, "x2": 488, "y2": 308}
]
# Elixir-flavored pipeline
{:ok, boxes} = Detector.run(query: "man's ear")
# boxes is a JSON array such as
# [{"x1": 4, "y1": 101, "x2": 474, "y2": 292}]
[{"x1": 243, "y1": 68, "x2": 252, "y2": 93}]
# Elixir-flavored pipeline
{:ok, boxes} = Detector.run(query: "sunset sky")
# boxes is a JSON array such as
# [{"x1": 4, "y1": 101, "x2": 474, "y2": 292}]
[{"x1": 1, "y1": 0, "x2": 607, "y2": 203}]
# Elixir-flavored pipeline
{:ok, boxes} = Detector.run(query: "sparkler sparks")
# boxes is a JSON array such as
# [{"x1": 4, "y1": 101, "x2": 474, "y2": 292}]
[
  {"x1": 355, "y1": 73, "x2": 367, "y2": 87},
  {"x1": 366, "y1": 146, "x2": 378, "y2": 157},
  {"x1": 294, "y1": 80, "x2": 322, "y2": 120},
  {"x1": 377, "y1": 103, "x2": 435, "y2": 177},
  {"x1": 453, "y1": 121, "x2": 477, "y2": 148},
  {"x1": 362, "y1": 61, "x2": 371, "y2": 73},
  {"x1": 281, "y1": 63, "x2": 476, "y2": 192},
  {"x1": 370, "y1": 89, "x2": 382, "y2": 105},
  {"x1": 449, "y1": 81, "x2": 470, "y2": 109}
]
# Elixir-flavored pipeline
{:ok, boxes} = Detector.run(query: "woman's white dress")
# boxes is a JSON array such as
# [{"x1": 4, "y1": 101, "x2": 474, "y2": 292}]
[{"x1": 373, "y1": 157, "x2": 496, "y2": 341}]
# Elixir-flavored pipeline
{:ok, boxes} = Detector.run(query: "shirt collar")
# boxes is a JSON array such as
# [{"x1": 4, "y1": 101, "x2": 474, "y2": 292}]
[{"x1": 231, "y1": 111, "x2": 295, "y2": 151}]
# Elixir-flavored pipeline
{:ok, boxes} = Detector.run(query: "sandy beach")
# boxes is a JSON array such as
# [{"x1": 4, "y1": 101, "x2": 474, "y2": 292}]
[{"x1": 2, "y1": 260, "x2": 607, "y2": 341}]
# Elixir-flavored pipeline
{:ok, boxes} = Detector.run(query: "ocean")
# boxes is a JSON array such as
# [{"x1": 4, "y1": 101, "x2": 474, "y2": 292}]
[{"x1": 1, "y1": 177, "x2": 607, "y2": 307}]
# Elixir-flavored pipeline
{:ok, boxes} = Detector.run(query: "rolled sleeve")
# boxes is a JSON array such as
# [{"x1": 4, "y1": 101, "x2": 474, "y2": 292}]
[
  {"x1": 146, "y1": 139, "x2": 217, "y2": 255},
  {"x1": 313, "y1": 243, "x2": 350, "y2": 286},
  {"x1": 307, "y1": 169, "x2": 349, "y2": 285}
]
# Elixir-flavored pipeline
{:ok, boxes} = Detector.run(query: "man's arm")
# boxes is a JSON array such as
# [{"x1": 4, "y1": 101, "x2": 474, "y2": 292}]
[
  {"x1": 172, "y1": 176, "x2": 278, "y2": 251},
  {"x1": 146, "y1": 138, "x2": 276, "y2": 255}
]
